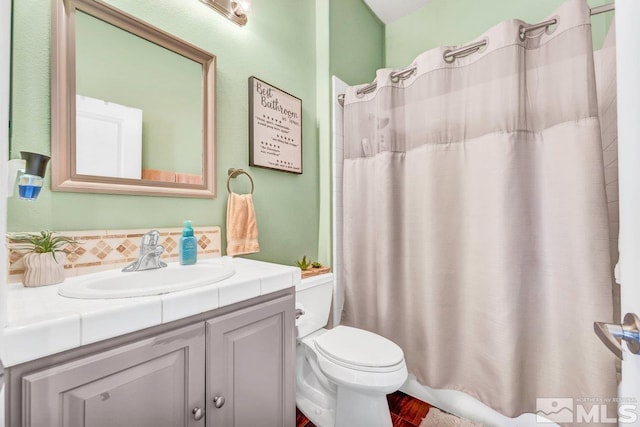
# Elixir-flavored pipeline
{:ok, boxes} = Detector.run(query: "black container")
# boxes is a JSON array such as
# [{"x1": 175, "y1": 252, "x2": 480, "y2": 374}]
[{"x1": 20, "y1": 151, "x2": 51, "y2": 178}]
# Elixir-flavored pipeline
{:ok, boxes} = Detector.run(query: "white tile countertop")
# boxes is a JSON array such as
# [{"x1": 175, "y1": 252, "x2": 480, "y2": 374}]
[{"x1": 1, "y1": 257, "x2": 300, "y2": 367}]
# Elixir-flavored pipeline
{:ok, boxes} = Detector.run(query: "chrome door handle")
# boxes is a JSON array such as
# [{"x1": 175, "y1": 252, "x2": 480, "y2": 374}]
[
  {"x1": 192, "y1": 407, "x2": 204, "y2": 421},
  {"x1": 213, "y1": 395, "x2": 225, "y2": 408},
  {"x1": 594, "y1": 313, "x2": 640, "y2": 359}
]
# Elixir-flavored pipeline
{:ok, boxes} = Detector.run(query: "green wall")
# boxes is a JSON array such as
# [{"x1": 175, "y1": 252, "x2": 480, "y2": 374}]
[
  {"x1": 10, "y1": 0, "x2": 319, "y2": 266},
  {"x1": 385, "y1": 0, "x2": 614, "y2": 68},
  {"x1": 76, "y1": 11, "x2": 202, "y2": 175},
  {"x1": 314, "y1": 0, "x2": 384, "y2": 266},
  {"x1": 329, "y1": 0, "x2": 384, "y2": 85}
]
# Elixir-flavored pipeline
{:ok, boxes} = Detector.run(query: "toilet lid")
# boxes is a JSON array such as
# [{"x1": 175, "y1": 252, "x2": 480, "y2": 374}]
[{"x1": 314, "y1": 326, "x2": 404, "y2": 370}]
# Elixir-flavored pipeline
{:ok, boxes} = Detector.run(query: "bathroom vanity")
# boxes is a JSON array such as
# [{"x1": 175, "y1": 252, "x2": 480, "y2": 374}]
[{"x1": 2, "y1": 258, "x2": 298, "y2": 427}]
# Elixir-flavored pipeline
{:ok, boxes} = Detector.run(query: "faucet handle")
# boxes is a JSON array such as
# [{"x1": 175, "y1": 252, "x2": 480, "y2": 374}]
[
  {"x1": 141, "y1": 230, "x2": 161, "y2": 249},
  {"x1": 122, "y1": 230, "x2": 167, "y2": 272}
]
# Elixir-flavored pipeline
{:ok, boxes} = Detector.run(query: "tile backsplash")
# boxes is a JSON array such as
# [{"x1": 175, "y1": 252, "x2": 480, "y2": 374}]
[{"x1": 7, "y1": 226, "x2": 221, "y2": 284}]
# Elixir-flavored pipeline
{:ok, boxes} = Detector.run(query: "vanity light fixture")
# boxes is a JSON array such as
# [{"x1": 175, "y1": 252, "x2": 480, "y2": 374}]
[
  {"x1": 6, "y1": 151, "x2": 51, "y2": 201},
  {"x1": 231, "y1": 0, "x2": 251, "y2": 16},
  {"x1": 200, "y1": 0, "x2": 250, "y2": 26}
]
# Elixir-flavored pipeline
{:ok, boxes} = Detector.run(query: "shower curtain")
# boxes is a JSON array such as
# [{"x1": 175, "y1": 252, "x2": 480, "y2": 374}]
[{"x1": 341, "y1": 0, "x2": 616, "y2": 421}]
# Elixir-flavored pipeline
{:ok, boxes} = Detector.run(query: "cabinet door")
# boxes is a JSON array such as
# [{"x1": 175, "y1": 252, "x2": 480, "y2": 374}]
[
  {"x1": 206, "y1": 294, "x2": 295, "y2": 427},
  {"x1": 23, "y1": 323, "x2": 205, "y2": 427}
]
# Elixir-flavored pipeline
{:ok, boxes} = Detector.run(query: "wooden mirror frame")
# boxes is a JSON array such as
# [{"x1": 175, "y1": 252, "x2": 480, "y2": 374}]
[{"x1": 51, "y1": 0, "x2": 217, "y2": 198}]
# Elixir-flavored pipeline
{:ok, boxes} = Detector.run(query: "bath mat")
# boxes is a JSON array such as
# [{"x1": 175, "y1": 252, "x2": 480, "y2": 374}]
[{"x1": 420, "y1": 408, "x2": 484, "y2": 427}]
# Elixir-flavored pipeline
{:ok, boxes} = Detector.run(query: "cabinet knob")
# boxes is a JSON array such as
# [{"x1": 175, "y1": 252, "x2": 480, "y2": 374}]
[
  {"x1": 213, "y1": 395, "x2": 226, "y2": 408},
  {"x1": 192, "y1": 407, "x2": 204, "y2": 421}
]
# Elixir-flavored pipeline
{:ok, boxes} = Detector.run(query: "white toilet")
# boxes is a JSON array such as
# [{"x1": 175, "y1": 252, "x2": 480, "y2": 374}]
[{"x1": 295, "y1": 274, "x2": 408, "y2": 427}]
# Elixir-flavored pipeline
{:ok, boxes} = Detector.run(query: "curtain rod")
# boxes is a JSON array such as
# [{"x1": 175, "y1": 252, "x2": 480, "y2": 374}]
[
  {"x1": 337, "y1": 2, "x2": 615, "y2": 107},
  {"x1": 591, "y1": 3, "x2": 615, "y2": 15}
]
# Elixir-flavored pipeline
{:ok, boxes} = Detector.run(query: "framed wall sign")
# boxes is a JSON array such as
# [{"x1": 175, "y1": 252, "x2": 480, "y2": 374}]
[{"x1": 249, "y1": 77, "x2": 302, "y2": 174}]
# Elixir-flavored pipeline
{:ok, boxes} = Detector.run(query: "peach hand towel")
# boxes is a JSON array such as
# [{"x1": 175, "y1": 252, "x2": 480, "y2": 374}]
[{"x1": 226, "y1": 192, "x2": 260, "y2": 256}]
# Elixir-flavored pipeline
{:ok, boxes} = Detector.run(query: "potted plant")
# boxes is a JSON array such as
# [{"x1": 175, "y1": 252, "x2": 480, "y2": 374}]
[
  {"x1": 295, "y1": 256, "x2": 331, "y2": 279},
  {"x1": 295, "y1": 255, "x2": 312, "y2": 271},
  {"x1": 9, "y1": 231, "x2": 80, "y2": 287}
]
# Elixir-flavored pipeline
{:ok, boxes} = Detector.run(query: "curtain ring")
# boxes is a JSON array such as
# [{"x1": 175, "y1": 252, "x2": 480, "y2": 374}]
[
  {"x1": 518, "y1": 25, "x2": 526, "y2": 42},
  {"x1": 443, "y1": 49, "x2": 456, "y2": 63},
  {"x1": 519, "y1": 17, "x2": 558, "y2": 42},
  {"x1": 442, "y1": 39, "x2": 488, "y2": 64},
  {"x1": 227, "y1": 168, "x2": 254, "y2": 194},
  {"x1": 390, "y1": 67, "x2": 417, "y2": 83}
]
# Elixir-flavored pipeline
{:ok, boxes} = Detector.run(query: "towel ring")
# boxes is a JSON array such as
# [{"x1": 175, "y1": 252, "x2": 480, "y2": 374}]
[{"x1": 227, "y1": 168, "x2": 254, "y2": 194}]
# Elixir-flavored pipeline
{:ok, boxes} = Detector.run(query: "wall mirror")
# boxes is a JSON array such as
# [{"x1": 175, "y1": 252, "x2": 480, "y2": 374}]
[{"x1": 52, "y1": 0, "x2": 216, "y2": 198}]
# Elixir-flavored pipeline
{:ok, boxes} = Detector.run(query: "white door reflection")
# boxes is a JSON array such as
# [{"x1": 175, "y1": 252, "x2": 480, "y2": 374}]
[{"x1": 76, "y1": 95, "x2": 142, "y2": 179}]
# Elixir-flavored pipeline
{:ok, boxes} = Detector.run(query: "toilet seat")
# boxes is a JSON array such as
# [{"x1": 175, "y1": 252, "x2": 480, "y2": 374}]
[{"x1": 314, "y1": 326, "x2": 405, "y2": 373}]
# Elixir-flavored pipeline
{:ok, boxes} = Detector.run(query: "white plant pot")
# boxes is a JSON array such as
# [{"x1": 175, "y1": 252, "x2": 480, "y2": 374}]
[{"x1": 22, "y1": 252, "x2": 66, "y2": 287}]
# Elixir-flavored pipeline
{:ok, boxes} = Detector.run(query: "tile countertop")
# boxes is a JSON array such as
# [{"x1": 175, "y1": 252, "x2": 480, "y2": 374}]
[{"x1": 1, "y1": 257, "x2": 301, "y2": 367}]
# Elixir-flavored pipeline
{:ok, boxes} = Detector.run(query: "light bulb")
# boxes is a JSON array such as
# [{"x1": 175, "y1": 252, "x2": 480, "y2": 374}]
[{"x1": 231, "y1": 0, "x2": 250, "y2": 16}]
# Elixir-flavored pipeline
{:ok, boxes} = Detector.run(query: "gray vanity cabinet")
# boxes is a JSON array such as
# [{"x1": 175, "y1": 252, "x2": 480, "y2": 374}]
[
  {"x1": 206, "y1": 294, "x2": 295, "y2": 427},
  {"x1": 6, "y1": 289, "x2": 295, "y2": 427},
  {"x1": 22, "y1": 323, "x2": 206, "y2": 427}
]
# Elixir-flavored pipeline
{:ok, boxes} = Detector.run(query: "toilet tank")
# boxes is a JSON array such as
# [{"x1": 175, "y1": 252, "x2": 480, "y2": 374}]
[{"x1": 295, "y1": 273, "x2": 333, "y2": 338}]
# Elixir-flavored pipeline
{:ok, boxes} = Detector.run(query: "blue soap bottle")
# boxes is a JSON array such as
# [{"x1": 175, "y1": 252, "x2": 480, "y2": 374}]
[{"x1": 179, "y1": 220, "x2": 197, "y2": 265}]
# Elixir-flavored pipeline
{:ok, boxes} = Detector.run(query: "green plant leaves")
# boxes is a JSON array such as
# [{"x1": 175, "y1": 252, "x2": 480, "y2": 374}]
[
  {"x1": 9, "y1": 231, "x2": 80, "y2": 263},
  {"x1": 295, "y1": 255, "x2": 312, "y2": 270}
]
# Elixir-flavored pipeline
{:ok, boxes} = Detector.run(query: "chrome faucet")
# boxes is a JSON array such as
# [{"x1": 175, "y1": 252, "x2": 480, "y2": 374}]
[{"x1": 122, "y1": 230, "x2": 167, "y2": 272}]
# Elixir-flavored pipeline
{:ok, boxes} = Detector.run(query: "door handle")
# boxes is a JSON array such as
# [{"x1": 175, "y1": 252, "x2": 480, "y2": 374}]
[{"x1": 594, "y1": 313, "x2": 640, "y2": 359}]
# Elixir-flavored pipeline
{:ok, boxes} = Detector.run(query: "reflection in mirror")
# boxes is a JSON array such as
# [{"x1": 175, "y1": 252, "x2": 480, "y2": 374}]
[
  {"x1": 75, "y1": 11, "x2": 203, "y2": 182},
  {"x1": 52, "y1": 0, "x2": 216, "y2": 198},
  {"x1": 76, "y1": 95, "x2": 143, "y2": 179}
]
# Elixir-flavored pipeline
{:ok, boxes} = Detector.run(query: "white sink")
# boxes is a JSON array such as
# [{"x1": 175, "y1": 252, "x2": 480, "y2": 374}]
[{"x1": 58, "y1": 260, "x2": 236, "y2": 299}]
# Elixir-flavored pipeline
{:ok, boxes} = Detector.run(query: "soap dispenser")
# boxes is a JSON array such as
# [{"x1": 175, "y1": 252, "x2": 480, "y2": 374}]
[{"x1": 179, "y1": 220, "x2": 197, "y2": 265}]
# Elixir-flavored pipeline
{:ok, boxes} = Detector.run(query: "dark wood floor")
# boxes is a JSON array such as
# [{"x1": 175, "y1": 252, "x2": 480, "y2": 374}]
[{"x1": 296, "y1": 391, "x2": 432, "y2": 427}]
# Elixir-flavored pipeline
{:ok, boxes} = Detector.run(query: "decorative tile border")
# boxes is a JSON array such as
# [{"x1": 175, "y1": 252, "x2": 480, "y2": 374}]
[{"x1": 7, "y1": 226, "x2": 221, "y2": 284}]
